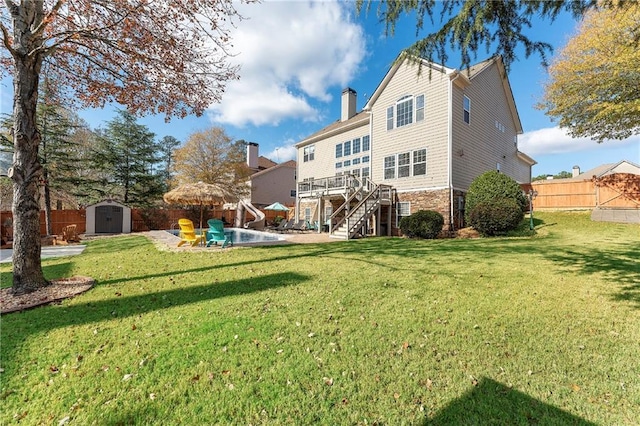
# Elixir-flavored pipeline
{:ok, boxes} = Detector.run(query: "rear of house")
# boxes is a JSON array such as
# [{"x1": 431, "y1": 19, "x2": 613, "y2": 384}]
[{"x1": 296, "y1": 54, "x2": 535, "y2": 239}]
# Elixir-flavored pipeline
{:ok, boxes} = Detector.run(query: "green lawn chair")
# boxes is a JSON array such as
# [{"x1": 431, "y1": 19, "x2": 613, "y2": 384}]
[{"x1": 206, "y1": 219, "x2": 232, "y2": 248}]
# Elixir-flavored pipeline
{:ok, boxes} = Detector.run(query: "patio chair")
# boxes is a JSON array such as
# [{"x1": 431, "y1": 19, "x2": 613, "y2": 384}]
[
  {"x1": 305, "y1": 220, "x2": 319, "y2": 231},
  {"x1": 61, "y1": 224, "x2": 80, "y2": 243},
  {"x1": 177, "y1": 218, "x2": 204, "y2": 247},
  {"x1": 279, "y1": 218, "x2": 295, "y2": 233},
  {"x1": 206, "y1": 219, "x2": 232, "y2": 248},
  {"x1": 291, "y1": 220, "x2": 307, "y2": 232}
]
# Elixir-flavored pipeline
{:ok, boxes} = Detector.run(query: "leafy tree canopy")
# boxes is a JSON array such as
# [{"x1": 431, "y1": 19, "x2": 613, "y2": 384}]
[
  {"x1": 172, "y1": 127, "x2": 251, "y2": 200},
  {"x1": 357, "y1": 0, "x2": 630, "y2": 71},
  {"x1": 538, "y1": 3, "x2": 640, "y2": 141}
]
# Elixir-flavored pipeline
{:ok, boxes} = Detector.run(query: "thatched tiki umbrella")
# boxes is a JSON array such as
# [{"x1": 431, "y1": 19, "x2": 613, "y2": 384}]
[{"x1": 163, "y1": 181, "x2": 235, "y2": 229}]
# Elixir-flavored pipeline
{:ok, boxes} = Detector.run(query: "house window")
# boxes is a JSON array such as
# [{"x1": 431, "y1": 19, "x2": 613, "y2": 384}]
[
  {"x1": 416, "y1": 94, "x2": 425, "y2": 122},
  {"x1": 413, "y1": 149, "x2": 427, "y2": 176},
  {"x1": 362, "y1": 155, "x2": 370, "y2": 163},
  {"x1": 362, "y1": 135, "x2": 370, "y2": 151},
  {"x1": 343, "y1": 159, "x2": 351, "y2": 167},
  {"x1": 396, "y1": 95, "x2": 413, "y2": 128},
  {"x1": 463, "y1": 95, "x2": 470, "y2": 124},
  {"x1": 335, "y1": 144, "x2": 342, "y2": 158},
  {"x1": 384, "y1": 155, "x2": 395, "y2": 180},
  {"x1": 290, "y1": 189, "x2": 296, "y2": 198},
  {"x1": 352, "y1": 168, "x2": 360, "y2": 178},
  {"x1": 303, "y1": 145, "x2": 315, "y2": 162},
  {"x1": 398, "y1": 152, "x2": 410, "y2": 178},
  {"x1": 386, "y1": 106, "x2": 394, "y2": 130},
  {"x1": 352, "y1": 137, "x2": 361, "y2": 154},
  {"x1": 397, "y1": 202, "x2": 411, "y2": 226},
  {"x1": 304, "y1": 207, "x2": 312, "y2": 222},
  {"x1": 343, "y1": 140, "x2": 351, "y2": 156},
  {"x1": 335, "y1": 162, "x2": 342, "y2": 169},
  {"x1": 362, "y1": 166, "x2": 370, "y2": 179},
  {"x1": 352, "y1": 157, "x2": 360, "y2": 165}
]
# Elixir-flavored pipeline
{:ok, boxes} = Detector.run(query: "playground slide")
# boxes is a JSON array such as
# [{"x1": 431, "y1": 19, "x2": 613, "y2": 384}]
[{"x1": 236, "y1": 200, "x2": 266, "y2": 230}]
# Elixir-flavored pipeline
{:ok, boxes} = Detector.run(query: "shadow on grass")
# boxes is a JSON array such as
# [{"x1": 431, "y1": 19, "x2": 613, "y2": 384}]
[
  {"x1": 542, "y1": 244, "x2": 640, "y2": 307},
  {"x1": 424, "y1": 377, "x2": 595, "y2": 425},
  {"x1": 1, "y1": 271, "x2": 309, "y2": 373}
]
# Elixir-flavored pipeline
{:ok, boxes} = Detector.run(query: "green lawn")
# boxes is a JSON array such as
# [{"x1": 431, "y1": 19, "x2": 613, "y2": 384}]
[{"x1": 1, "y1": 212, "x2": 638, "y2": 425}]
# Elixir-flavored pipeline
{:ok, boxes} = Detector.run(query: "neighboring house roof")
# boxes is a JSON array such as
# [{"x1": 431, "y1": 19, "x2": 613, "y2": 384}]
[
  {"x1": 258, "y1": 156, "x2": 277, "y2": 170},
  {"x1": 250, "y1": 160, "x2": 296, "y2": 180},
  {"x1": 578, "y1": 160, "x2": 640, "y2": 179},
  {"x1": 535, "y1": 160, "x2": 640, "y2": 183}
]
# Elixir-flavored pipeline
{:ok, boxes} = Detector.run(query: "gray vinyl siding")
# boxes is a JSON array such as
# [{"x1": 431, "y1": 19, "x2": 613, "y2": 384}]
[
  {"x1": 452, "y1": 62, "x2": 528, "y2": 189},
  {"x1": 369, "y1": 60, "x2": 450, "y2": 190},
  {"x1": 297, "y1": 122, "x2": 369, "y2": 182}
]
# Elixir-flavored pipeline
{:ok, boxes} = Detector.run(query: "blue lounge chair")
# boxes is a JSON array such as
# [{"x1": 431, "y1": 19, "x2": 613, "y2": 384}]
[{"x1": 206, "y1": 219, "x2": 232, "y2": 248}]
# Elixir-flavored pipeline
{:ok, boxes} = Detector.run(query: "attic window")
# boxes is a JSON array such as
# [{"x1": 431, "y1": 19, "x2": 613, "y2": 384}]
[{"x1": 463, "y1": 96, "x2": 471, "y2": 124}]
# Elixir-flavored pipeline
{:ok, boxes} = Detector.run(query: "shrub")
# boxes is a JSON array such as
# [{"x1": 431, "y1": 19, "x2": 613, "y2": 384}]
[
  {"x1": 399, "y1": 210, "x2": 444, "y2": 239},
  {"x1": 465, "y1": 170, "x2": 527, "y2": 223},
  {"x1": 468, "y1": 198, "x2": 524, "y2": 236}
]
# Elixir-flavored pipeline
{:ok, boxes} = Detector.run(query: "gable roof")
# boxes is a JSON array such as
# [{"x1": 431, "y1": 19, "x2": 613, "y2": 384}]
[
  {"x1": 363, "y1": 53, "x2": 456, "y2": 111},
  {"x1": 295, "y1": 111, "x2": 369, "y2": 148},
  {"x1": 250, "y1": 159, "x2": 296, "y2": 179},
  {"x1": 258, "y1": 156, "x2": 277, "y2": 170},
  {"x1": 578, "y1": 160, "x2": 640, "y2": 179},
  {"x1": 466, "y1": 56, "x2": 523, "y2": 135}
]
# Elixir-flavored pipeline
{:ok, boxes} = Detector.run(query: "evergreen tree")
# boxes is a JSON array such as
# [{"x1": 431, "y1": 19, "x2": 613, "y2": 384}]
[
  {"x1": 157, "y1": 135, "x2": 181, "y2": 192},
  {"x1": 93, "y1": 110, "x2": 163, "y2": 207}
]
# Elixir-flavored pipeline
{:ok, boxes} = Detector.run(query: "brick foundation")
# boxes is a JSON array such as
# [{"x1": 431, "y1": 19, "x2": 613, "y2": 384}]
[{"x1": 394, "y1": 188, "x2": 453, "y2": 234}]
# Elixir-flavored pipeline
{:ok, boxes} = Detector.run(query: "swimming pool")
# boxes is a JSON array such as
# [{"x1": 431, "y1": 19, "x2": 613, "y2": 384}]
[{"x1": 167, "y1": 227, "x2": 286, "y2": 246}]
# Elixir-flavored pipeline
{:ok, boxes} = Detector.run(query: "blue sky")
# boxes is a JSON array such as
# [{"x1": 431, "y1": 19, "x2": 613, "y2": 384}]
[{"x1": 1, "y1": 1, "x2": 638, "y2": 176}]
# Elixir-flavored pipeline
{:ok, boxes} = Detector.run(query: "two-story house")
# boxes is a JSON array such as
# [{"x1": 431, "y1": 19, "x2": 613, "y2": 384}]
[{"x1": 295, "y1": 54, "x2": 536, "y2": 239}]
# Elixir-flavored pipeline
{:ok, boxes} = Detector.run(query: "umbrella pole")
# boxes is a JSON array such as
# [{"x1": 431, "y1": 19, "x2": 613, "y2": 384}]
[{"x1": 200, "y1": 203, "x2": 204, "y2": 230}]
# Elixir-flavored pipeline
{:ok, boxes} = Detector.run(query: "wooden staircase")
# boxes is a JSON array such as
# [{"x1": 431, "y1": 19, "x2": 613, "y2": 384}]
[{"x1": 330, "y1": 182, "x2": 393, "y2": 240}]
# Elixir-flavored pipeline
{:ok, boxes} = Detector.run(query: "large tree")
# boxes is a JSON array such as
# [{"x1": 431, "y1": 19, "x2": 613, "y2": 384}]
[
  {"x1": 172, "y1": 127, "x2": 251, "y2": 199},
  {"x1": 92, "y1": 110, "x2": 162, "y2": 207},
  {"x1": 0, "y1": 1, "x2": 241, "y2": 295},
  {"x1": 359, "y1": 0, "x2": 627, "y2": 71},
  {"x1": 156, "y1": 135, "x2": 181, "y2": 193},
  {"x1": 538, "y1": 4, "x2": 640, "y2": 142}
]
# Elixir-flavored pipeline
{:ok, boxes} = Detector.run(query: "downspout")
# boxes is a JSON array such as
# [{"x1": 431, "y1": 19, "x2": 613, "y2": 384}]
[{"x1": 448, "y1": 72, "x2": 460, "y2": 233}]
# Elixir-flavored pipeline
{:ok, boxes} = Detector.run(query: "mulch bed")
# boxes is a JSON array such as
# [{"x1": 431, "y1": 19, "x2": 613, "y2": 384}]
[{"x1": 0, "y1": 276, "x2": 95, "y2": 314}]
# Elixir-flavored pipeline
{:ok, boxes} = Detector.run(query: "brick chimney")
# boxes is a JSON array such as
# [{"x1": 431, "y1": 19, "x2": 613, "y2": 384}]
[{"x1": 341, "y1": 88, "x2": 357, "y2": 122}]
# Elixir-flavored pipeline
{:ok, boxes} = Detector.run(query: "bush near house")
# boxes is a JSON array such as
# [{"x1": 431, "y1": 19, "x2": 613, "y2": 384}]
[
  {"x1": 465, "y1": 170, "x2": 527, "y2": 224},
  {"x1": 469, "y1": 198, "x2": 524, "y2": 236},
  {"x1": 399, "y1": 209, "x2": 444, "y2": 239}
]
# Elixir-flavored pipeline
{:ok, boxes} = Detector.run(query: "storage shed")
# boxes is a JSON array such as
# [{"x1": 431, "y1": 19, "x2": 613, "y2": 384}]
[{"x1": 85, "y1": 200, "x2": 131, "y2": 234}]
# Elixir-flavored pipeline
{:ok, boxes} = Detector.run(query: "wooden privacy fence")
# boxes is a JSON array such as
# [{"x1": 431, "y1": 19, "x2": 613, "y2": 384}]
[
  {"x1": 530, "y1": 173, "x2": 640, "y2": 210},
  {"x1": 0, "y1": 206, "x2": 294, "y2": 238}
]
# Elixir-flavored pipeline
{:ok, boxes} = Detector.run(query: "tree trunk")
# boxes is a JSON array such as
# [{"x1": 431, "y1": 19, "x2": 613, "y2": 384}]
[
  {"x1": 43, "y1": 168, "x2": 53, "y2": 235},
  {"x1": 10, "y1": 3, "x2": 49, "y2": 295}
]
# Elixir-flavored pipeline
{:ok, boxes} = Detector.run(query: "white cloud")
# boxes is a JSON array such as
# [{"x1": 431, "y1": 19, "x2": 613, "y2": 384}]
[
  {"x1": 208, "y1": 1, "x2": 366, "y2": 127},
  {"x1": 265, "y1": 142, "x2": 298, "y2": 163},
  {"x1": 519, "y1": 126, "x2": 640, "y2": 156}
]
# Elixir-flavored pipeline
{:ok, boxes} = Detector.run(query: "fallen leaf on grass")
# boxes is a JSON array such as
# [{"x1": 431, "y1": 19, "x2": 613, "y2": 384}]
[
  {"x1": 122, "y1": 373, "x2": 133, "y2": 381},
  {"x1": 572, "y1": 384, "x2": 581, "y2": 392},
  {"x1": 323, "y1": 377, "x2": 333, "y2": 386}
]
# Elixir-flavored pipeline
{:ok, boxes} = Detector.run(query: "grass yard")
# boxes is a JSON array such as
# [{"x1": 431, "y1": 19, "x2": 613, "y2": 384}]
[{"x1": 1, "y1": 212, "x2": 639, "y2": 425}]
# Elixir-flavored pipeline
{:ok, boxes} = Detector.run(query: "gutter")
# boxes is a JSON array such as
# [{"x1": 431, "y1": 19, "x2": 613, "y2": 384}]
[{"x1": 448, "y1": 71, "x2": 461, "y2": 232}]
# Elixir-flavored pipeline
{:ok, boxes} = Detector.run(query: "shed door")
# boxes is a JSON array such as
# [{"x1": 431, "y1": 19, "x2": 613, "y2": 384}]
[{"x1": 95, "y1": 205, "x2": 123, "y2": 233}]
